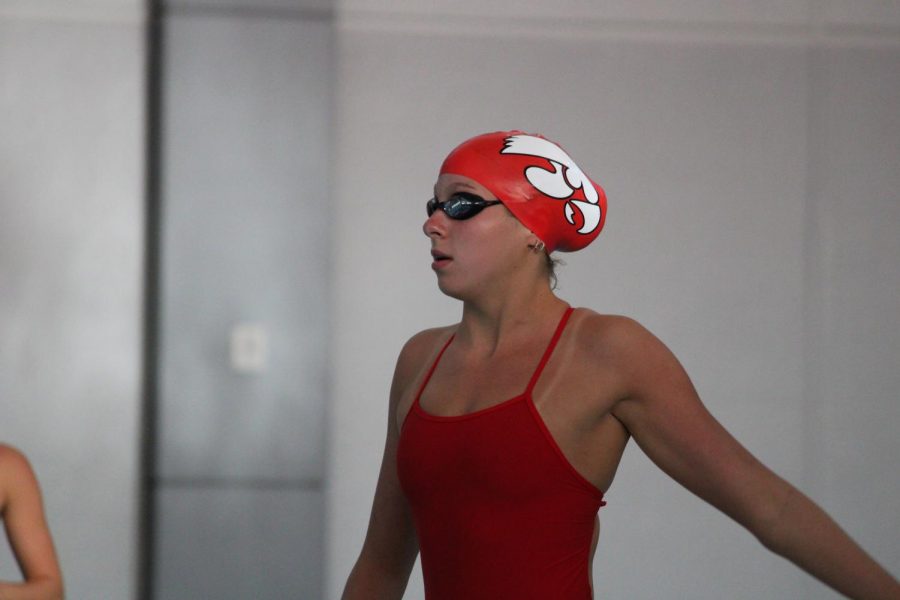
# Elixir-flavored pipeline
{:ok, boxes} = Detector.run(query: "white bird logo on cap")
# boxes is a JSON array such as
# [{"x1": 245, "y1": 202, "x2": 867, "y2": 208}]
[{"x1": 500, "y1": 135, "x2": 601, "y2": 235}]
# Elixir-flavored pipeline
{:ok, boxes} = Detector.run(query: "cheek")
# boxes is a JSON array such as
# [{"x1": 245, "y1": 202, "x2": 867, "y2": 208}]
[
  {"x1": 466, "y1": 232, "x2": 526, "y2": 272},
  {"x1": 450, "y1": 213, "x2": 528, "y2": 266}
]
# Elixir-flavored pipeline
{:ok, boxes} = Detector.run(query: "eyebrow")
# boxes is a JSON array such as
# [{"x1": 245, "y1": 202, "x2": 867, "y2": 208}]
[{"x1": 434, "y1": 181, "x2": 479, "y2": 197}]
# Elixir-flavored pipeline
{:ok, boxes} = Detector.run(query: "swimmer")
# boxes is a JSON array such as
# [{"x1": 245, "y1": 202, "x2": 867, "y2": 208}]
[{"x1": 342, "y1": 131, "x2": 900, "y2": 599}]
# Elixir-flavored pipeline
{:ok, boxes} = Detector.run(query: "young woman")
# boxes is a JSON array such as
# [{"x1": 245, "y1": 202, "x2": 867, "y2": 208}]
[
  {"x1": 342, "y1": 131, "x2": 899, "y2": 599},
  {"x1": 0, "y1": 444, "x2": 64, "y2": 600}
]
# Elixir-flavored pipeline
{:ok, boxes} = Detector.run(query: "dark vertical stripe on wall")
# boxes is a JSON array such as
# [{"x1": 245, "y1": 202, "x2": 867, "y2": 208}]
[{"x1": 139, "y1": 1, "x2": 164, "y2": 598}]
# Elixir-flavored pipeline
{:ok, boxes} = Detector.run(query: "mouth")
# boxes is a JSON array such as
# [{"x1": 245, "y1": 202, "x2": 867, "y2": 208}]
[{"x1": 431, "y1": 250, "x2": 452, "y2": 269}]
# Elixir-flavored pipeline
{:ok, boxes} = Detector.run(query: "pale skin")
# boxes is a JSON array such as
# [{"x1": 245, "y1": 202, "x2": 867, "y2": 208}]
[
  {"x1": 342, "y1": 174, "x2": 900, "y2": 599},
  {"x1": 0, "y1": 445, "x2": 63, "y2": 600}
]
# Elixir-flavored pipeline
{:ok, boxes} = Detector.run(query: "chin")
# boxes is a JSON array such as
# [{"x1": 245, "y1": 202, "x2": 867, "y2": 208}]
[
  {"x1": 435, "y1": 275, "x2": 474, "y2": 302},
  {"x1": 436, "y1": 280, "x2": 465, "y2": 301}
]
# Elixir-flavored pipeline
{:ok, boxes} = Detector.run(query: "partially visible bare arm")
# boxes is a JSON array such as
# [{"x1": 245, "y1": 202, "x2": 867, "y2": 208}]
[
  {"x1": 606, "y1": 318, "x2": 899, "y2": 600},
  {"x1": 0, "y1": 445, "x2": 64, "y2": 600},
  {"x1": 341, "y1": 329, "x2": 446, "y2": 600}
]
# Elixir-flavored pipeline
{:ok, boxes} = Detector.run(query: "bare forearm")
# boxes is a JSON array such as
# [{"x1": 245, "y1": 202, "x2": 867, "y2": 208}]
[
  {"x1": 756, "y1": 488, "x2": 899, "y2": 600},
  {"x1": 0, "y1": 578, "x2": 63, "y2": 600}
]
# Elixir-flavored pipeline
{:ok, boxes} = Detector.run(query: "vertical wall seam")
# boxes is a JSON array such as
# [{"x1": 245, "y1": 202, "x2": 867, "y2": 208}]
[{"x1": 138, "y1": 1, "x2": 163, "y2": 598}]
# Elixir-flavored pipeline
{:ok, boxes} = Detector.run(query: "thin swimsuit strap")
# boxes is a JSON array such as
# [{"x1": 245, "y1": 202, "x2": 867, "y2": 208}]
[
  {"x1": 524, "y1": 305, "x2": 575, "y2": 395},
  {"x1": 413, "y1": 330, "x2": 456, "y2": 404},
  {"x1": 413, "y1": 305, "x2": 575, "y2": 404}
]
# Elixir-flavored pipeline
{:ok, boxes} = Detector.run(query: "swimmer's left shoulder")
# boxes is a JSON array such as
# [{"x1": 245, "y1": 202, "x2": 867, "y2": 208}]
[{"x1": 569, "y1": 308, "x2": 661, "y2": 358}]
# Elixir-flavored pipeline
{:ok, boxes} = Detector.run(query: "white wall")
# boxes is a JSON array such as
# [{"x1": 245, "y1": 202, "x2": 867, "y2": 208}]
[
  {"x1": 0, "y1": 1, "x2": 145, "y2": 598},
  {"x1": 326, "y1": 2, "x2": 900, "y2": 598}
]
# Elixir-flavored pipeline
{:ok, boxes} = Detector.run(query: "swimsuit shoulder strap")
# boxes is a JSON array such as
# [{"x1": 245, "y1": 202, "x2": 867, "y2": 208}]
[
  {"x1": 413, "y1": 331, "x2": 456, "y2": 404},
  {"x1": 524, "y1": 305, "x2": 575, "y2": 395}
]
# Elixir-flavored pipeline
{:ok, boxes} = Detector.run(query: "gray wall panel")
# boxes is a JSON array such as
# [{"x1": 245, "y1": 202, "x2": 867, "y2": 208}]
[
  {"x1": 154, "y1": 487, "x2": 324, "y2": 598},
  {"x1": 158, "y1": 15, "x2": 332, "y2": 481}
]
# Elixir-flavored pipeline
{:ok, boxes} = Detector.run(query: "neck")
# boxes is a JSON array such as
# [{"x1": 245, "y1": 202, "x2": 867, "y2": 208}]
[{"x1": 456, "y1": 282, "x2": 568, "y2": 356}]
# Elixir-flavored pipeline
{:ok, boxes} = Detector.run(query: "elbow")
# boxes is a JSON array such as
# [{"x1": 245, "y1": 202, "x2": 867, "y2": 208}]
[
  {"x1": 749, "y1": 507, "x2": 782, "y2": 553},
  {"x1": 31, "y1": 574, "x2": 64, "y2": 600},
  {"x1": 753, "y1": 521, "x2": 787, "y2": 556},
  {"x1": 746, "y1": 485, "x2": 802, "y2": 556},
  {"x1": 0, "y1": 576, "x2": 65, "y2": 600}
]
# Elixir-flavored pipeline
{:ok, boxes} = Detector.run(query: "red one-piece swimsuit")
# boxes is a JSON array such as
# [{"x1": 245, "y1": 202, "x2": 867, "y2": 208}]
[{"x1": 397, "y1": 306, "x2": 607, "y2": 599}]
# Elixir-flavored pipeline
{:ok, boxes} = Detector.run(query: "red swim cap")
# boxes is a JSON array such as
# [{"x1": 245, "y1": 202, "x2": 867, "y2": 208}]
[{"x1": 440, "y1": 131, "x2": 607, "y2": 253}]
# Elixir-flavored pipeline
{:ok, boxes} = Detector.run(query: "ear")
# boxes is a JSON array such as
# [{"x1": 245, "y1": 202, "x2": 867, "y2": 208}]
[{"x1": 526, "y1": 234, "x2": 546, "y2": 253}]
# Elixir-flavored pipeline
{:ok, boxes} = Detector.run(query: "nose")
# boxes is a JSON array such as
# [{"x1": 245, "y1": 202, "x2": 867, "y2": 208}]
[{"x1": 422, "y1": 208, "x2": 448, "y2": 239}]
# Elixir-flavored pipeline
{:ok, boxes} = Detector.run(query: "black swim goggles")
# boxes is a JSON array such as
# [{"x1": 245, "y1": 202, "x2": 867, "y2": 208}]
[{"x1": 426, "y1": 192, "x2": 503, "y2": 220}]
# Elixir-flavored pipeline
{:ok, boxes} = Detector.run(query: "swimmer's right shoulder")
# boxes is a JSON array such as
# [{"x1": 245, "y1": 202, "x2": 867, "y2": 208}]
[
  {"x1": 393, "y1": 325, "x2": 456, "y2": 387},
  {"x1": 400, "y1": 326, "x2": 455, "y2": 356},
  {"x1": 0, "y1": 443, "x2": 26, "y2": 466},
  {"x1": 0, "y1": 444, "x2": 34, "y2": 508}
]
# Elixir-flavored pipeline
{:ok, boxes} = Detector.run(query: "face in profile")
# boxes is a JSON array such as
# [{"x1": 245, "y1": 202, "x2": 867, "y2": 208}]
[{"x1": 424, "y1": 174, "x2": 532, "y2": 300}]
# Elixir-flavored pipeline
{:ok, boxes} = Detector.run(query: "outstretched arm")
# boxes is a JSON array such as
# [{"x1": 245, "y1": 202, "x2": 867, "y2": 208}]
[
  {"x1": 0, "y1": 445, "x2": 64, "y2": 600},
  {"x1": 607, "y1": 319, "x2": 899, "y2": 600}
]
